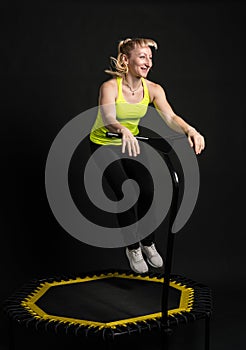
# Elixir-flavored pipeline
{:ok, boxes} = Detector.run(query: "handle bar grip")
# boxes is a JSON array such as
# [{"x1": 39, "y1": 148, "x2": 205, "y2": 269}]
[{"x1": 106, "y1": 132, "x2": 149, "y2": 141}]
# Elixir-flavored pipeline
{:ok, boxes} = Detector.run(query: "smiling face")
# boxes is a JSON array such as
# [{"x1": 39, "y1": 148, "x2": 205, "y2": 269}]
[{"x1": 124, "y1": 45, "x2": 153, "y2": 78}]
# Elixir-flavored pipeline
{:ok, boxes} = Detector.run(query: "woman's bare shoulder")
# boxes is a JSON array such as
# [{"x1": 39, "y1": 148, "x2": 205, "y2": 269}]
[
  {"x1": 145, "y1": 78, "x2": 163, "y2": 91},
  {"x1": 99, "y1": 77, "x2": 118, "y2": 101},
  {"x1": 145, "y1": 78, "x2": 164, "y2": 101},
  {"x1": 100, "y1": 77, "x2": 118, "y2": 91}
]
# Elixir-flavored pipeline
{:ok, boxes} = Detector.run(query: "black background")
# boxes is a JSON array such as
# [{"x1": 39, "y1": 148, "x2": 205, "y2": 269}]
[{"x1": 0, "y1": 1, "x2": 245, "y2": 349}]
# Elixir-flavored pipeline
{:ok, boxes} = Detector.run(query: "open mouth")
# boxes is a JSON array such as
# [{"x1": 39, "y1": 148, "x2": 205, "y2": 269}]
[{"x1": 141, "y1": 67, "x2": 149, "y2": 73}]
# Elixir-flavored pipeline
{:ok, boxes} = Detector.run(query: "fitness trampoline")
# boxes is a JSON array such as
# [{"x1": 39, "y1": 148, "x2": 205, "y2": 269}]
[{"x1": 4, "y1": 132, "x2": 212, "y2": 349}]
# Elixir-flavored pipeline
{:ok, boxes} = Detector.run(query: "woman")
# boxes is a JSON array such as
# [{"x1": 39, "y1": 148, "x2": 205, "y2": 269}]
[{"x1": 89, "y1": 38, "x2": 205, "y2": 274}]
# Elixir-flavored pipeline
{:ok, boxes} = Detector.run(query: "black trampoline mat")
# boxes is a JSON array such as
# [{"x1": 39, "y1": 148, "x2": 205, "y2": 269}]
[{"x1": 36, "y1": 277, "x2": 181, "y2": 323}]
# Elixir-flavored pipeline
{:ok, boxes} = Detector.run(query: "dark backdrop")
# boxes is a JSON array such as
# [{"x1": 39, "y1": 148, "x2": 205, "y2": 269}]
[{"x1": 1, "y1": 1, "x2": 245, "y2": 349}]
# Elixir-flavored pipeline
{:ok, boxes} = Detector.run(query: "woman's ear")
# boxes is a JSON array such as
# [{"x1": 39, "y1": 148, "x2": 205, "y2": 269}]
[{"x1": 122, "y1": 54, "x2": 129, "y2": 65}]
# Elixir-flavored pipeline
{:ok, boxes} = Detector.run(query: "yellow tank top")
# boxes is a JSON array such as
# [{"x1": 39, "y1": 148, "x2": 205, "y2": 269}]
[{"x1": 90, "y1": 77, "x2": 150, "y2": 145}]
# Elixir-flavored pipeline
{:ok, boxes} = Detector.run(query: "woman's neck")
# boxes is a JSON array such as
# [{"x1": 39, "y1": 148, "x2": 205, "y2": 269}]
[{"x1": 123, "y1": 75, "x2": 142, "y2": 96}]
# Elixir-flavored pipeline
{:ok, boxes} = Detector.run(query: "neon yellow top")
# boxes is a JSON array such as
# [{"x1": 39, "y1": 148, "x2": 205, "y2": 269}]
[{"x1": 90, "y1": 77, "x2": 150, "y2": 145}]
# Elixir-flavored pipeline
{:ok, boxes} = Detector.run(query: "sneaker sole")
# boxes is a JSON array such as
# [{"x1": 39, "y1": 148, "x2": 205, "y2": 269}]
[{"x1": 146, "y1": 257, "x2": 163, "y2": 269}]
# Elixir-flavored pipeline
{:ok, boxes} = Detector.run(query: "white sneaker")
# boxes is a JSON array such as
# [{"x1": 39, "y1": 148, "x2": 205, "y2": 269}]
[
  {"x1": 141, "y1": 243, "x2": 163, "y2": 268},
  {"x1": 126, "y1": 247, "x2": 148, "y2": 274}
]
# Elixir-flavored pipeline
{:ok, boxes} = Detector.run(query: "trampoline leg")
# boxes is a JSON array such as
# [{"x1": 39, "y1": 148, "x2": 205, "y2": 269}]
[
  {"x1": 161, "y1": 327, "x2": 172, "y2": 350},
  {"x1": 205, "y1": 315, "x2": 211, "y2": 350},
  {"x1": 105, "y1": 337, "x2": 114, "y2": 350},
  {"x1": 8, "y1": 320, "x2": 15, "y2": 350},
  {"x1": 161, "y1": 334, "x2": 168, "y2": 350}
]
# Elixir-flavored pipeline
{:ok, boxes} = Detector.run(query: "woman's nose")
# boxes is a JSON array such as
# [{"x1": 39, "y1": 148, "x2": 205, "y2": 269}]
[{"x1": 145, "y1": 58, "x2": 152, "y2": 67}]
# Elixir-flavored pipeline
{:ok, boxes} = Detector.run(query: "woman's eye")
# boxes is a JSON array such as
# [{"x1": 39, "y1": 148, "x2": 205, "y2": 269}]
[{"x1": 139, "y1": 56, "x2": 152, "y2": 60}]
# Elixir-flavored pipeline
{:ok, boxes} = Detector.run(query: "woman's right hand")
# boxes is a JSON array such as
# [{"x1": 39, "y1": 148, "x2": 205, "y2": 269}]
[{"x1": 118, "y1": 127, "x2": 140, "y2": 157}]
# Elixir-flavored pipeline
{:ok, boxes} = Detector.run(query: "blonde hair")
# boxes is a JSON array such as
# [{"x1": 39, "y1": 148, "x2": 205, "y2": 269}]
[{"x1": 105, "y1": 37, "x2": 158, "y2": 77}]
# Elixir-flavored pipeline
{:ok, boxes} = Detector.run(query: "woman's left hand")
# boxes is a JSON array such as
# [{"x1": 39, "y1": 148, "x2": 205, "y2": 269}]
[{"x1": 187, "y1": 128, "x2": 205, "y2": 155}]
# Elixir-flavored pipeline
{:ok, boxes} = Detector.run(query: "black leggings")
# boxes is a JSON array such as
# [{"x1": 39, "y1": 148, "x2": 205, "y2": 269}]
[{"x1": 89, "y1": 140, "x2": 155, "y2": 250}]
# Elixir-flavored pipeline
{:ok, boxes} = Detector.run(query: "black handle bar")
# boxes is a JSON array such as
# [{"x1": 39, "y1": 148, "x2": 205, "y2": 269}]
[
  {"x1": 106, "y1": 132, "x2": 149, "y2": 140},
  {"x1": 106, "y1": 130, "x2": 181, "y2": 326},
  {"x1": 105, "y1": 131, "x2": 185, "y2": 153},
  {"x1": 106, "y1": 131, "x2": 185, "y2": 141}
]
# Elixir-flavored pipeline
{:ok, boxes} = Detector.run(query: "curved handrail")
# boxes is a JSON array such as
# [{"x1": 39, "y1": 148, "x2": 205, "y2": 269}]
[{"x1": 105, "y1": 131, "x2": 181, "y2": 331}]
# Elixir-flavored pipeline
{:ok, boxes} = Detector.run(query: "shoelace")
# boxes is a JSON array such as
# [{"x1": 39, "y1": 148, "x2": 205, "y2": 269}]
[
  {"x1": 132, "y1": 249, "x2": 143, "y2": 262},
  {"x1": 150, "y1": 244, "x2": 157, "y2": 252},
  {"x1": 144, "y1": 244, "x2": 157, "y2": 257}
]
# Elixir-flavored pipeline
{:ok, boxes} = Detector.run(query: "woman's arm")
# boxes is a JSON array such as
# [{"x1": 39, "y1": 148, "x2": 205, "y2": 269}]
[
  {"x1": 99, "y1": 80, "x2": 140, "y2": 157},
  {"x1": 151, "y1": 83, "x2": 205, "y2": 155}
]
